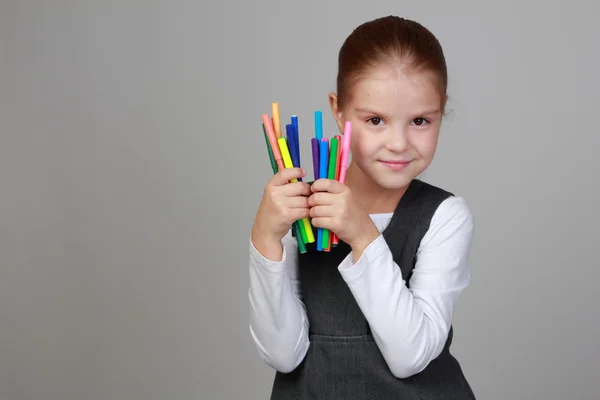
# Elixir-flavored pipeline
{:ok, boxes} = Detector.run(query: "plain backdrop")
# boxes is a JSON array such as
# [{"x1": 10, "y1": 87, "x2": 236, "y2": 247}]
[{"x1": 1, "y1": 1, "x2": 599, "y2": 399}]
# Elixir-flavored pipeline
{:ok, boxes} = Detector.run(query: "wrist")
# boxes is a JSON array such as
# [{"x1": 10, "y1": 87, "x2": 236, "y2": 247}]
[
  {"x1": 251, "y1": 227, "x2": 284, "y2": 262},
  {"x1": 349, "y1": 222, "x2": 380, "y2": 262}
]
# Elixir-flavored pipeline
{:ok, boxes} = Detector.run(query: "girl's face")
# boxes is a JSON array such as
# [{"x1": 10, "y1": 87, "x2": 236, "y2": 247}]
[{"x1": 330, "y1": 65, "x2": 445, "y2": 193}]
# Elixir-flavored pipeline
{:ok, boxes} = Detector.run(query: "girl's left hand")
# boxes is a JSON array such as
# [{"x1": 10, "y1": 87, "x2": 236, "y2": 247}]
[{"x1": 308, "y1": 179, "x2": 381, "y2": 258}]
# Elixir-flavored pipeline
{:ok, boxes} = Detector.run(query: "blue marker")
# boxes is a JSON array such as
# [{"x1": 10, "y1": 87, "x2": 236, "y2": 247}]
[
  {"x1": 314, "y1": 111, "x2": 323, "y2": 140},
  {"x1": 286, "y1": 124, "x2": 301, "y2": 181},
  {"x1": 316, "y1": 138, "x2": 329, "y2": 251},
  {"x1": 291, "y1": 115, "x2": 300, "y2": 167}
]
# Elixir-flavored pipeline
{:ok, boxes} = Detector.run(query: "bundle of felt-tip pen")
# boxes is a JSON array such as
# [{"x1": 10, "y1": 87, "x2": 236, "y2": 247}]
[{"x1": 261, "y1": 102, "x2": 352, "y2": 253}]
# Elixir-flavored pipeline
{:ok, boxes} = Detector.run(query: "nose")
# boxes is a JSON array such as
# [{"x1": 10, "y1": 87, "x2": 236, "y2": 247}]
[{"x1": 386, "y1": 126, "x2": 409, "y2": 153}]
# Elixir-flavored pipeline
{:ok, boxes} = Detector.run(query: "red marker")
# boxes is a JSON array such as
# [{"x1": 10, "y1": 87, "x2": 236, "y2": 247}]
[{"x1": 332, "y1": 122, "x2": 352, "y2": 246}]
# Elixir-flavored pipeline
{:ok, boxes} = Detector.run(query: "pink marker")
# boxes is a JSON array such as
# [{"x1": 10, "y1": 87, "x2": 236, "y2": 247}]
[
  {"x1": 332, "y1": 121, "x2": 351, "y2": 246},
  {"x1": 338, "y1": 121, "x2": 352, "y2": 183}
]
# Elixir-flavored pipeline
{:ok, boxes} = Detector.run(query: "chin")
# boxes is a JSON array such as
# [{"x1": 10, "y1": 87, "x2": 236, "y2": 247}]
[{"x1": 373, "y1": 175, "x2": 414, "y2": 191}]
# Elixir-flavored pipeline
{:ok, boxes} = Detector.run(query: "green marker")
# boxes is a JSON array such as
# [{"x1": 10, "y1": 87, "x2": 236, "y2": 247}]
[
  {"x1": 293, "y1": 222, "x2": 307, "y2": 253},
  {"x1": 263, "y1": 124, "x2": 278, "y2": 175},
  {"x1": 321, "y1": 137, "x2": 339, "y2": 250}
]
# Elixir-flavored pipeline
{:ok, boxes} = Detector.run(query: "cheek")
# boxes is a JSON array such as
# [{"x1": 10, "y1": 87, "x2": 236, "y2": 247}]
[
  {"x1": 411, "y1": 131, "x2": 439, "y2": 158},
  {"x1": 352, "y1": 141, "x2": 377, "y2": 162},
  {"x1": 352, "y1": 131, "x2": 381, "y2": 158}
]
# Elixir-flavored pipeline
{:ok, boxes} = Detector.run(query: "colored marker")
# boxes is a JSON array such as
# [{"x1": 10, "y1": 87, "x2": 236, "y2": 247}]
[
  {"x1": 322, "y1": 137, "x2": 339, "y2": 251},
  {"x1": 310, "y1": 137, "x2": 320, "y2": 248},
  {"x1": 285, "y1": 124, "x2": 302, "y2": 182},
  {"x1": 286, "y1": 125, "x2": 308, "y2": 244},
  {"x1": 291, "y1": 115, "x2": 300, "y2": 165},
  {"x1": 278, "y1": 137, "x2": 315, "y2": 244},
  {"x1": 262, "y1": 124, "x2": 305, "y2": 253},
  {"x1": 278, "y1": 137, "x2": 314, "y2": 244},
  {"x1": 319, "y1": 138, "x2": 329, "y2": 181},
  {"x1": 286, "y1": 124, "x2": 301, "y2": 176},
  {"x1": 334, "y1": 135, "x2": 342, "y2": 181},
  {"x1": 311, "y1": 138, "x2": 320, "y2": 181},
  {"x1": 338, "y1": 121, "x2": 352, "y2": 183},
  {"x1": 262, "y1": 114, "x2": 284, "y2": 171},
  {"x1": 332, "y1": 123, "x2": 352, "y2": 246},
  {"x1": 285, "y1": 123, "x2": 306, "y2": 241},
  {"x1": 292, "y1": 118, "x2": 302, "y2": 181},
  {"x1": 272, "y1": 102, "x2": 282, "y2": 138},
  {"x1": 314, "y1": 111, "x2": 323, "y2": 140},
  {"x1": 317, "y1": 138, "x2": 329, "y2": 251},
  {"x1": 263, "y1": 124, "x2": 278, "y2": 175},
  {"x1": 329, "y1": 135, "x2": 342, "y2": 246},
  {"x1": 277, "y1": 136, "x2": 308, "y2": 244},
  {"x1": 293, "y1": 220, "x2": 307, "y2": 252}
]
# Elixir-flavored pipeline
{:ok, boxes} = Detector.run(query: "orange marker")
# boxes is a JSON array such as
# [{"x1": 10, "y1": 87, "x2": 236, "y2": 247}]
[
  {"x1": 272, "y1": 102, "x2": 282, "y2": 138},
  {"x1": 262, "y1": 114, "x2": 284, "y2": 171}
]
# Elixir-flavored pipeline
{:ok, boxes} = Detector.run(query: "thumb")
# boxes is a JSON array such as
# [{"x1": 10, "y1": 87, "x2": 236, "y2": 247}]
[{"x1": 270, "y1": 168, "x2": 306, "y2": 186}]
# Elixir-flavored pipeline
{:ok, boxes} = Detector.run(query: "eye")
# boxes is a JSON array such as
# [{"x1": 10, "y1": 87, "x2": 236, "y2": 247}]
[
  {"x1": 367, "y1": 117, "x2": 384, "y2": 126},
  {"x1": 412, "y1": 117, "x2": 430, "y2": 126}
]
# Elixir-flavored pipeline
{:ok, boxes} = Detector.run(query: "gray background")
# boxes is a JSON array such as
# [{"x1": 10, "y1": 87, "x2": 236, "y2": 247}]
[{"x1": 1, "y1": 1, "x2": 599, "y2": 399}]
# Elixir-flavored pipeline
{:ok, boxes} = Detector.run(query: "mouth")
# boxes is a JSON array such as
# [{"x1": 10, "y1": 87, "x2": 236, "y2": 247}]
[{"x1": 379, "y1": 160, "x2": 411, "y2": 171}]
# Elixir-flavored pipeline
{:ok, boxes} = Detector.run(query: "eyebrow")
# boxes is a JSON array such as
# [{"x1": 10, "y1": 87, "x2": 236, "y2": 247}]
[
  {"x1": 417, "y1": 108, "x2": 442, "y2": 116},
  {"x1": 354, "y1": 107, "x2": 381, "y2": 115},
  {"x1": 354, "y1": 107, "x2": 441, "y2": 116}
]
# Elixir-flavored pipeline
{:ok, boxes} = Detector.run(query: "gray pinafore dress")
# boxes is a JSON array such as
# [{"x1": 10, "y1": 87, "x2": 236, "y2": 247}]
[{"x1": 270, "y1": 179, "x2": 476, "y2": 399}]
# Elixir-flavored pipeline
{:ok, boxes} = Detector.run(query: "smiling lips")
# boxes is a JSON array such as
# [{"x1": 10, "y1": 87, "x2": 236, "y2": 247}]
[{"x1": 380, "y1": 160, "x2": 411, "y2": 171}]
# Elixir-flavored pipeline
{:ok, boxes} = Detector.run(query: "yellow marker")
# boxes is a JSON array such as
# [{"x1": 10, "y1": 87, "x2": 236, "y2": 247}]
[
  {"x1": 278, "y1": 137, "x2": 315, "y2": 243},
  {"x1": 272, "y1": 102, "x2": 282, "y2": 138}
]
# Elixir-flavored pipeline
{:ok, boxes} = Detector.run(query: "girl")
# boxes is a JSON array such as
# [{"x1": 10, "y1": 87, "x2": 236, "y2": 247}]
[{"x1": 248, "y1": 16, "x2": 476, "y2": 399}]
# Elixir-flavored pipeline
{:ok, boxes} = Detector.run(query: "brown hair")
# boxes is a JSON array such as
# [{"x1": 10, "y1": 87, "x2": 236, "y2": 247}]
[{"x1": 336, "y1": 16, "x2": 448, "y2": 110}]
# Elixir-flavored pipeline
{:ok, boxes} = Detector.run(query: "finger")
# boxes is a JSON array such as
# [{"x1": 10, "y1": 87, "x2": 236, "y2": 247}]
[
  {"x1": 270, "y1": 168, "x2": 306, "y2": 186},
  {"x1": 307, "y1": 192, "x2": 336, "y2": 207},
  {"x1": 310, "y1": 216, "x2": 334, "y2": 230},
  {"x1": 285, "y1": 196, "x2": 309, "y2": 209},
  {"x1": 311, "y1": 178, "x2": 346, "y2": 194},
  {"x1": 309, "y1": 205, "x2": 335, "y2": 218},
  {"x1": 286, "y1": 207, "x2": 310, "y2": 222},
  {"x1": 279, "y1": 181, "x2": 311, "y2": 197}
]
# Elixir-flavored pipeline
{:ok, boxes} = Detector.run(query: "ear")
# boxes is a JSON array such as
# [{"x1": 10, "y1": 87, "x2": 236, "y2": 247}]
[{"x1": 328, "y1": 92, "x2": 345, "y2": 134}]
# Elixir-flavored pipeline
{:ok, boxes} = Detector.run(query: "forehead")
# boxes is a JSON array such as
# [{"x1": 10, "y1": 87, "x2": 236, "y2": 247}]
[{"x1": 348, "y1": 65, "x2": 442, "y2": 113}]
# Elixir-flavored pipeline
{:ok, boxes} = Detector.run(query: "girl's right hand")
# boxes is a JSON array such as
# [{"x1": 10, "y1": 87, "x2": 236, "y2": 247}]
[{"x1": 251, "y1": 168, "x2": 311, "y2": 259}]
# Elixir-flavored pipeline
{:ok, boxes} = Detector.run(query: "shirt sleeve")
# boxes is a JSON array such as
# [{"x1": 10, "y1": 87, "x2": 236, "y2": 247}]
[
  {"x1": 337, "y1": 196, "x2": 474, "y2": 379},
  {"x1": 247, "y1": 230, "x2": 310, "y2": 373}
]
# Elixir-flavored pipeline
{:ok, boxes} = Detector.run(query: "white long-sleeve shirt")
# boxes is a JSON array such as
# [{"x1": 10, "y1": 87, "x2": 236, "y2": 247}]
[{"x1": 248, "y1": 195, "x2": 474, "y2": 379}]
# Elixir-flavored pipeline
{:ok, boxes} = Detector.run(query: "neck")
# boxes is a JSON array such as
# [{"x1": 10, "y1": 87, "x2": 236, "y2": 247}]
[{"x1": 344, "y1": 162, "x2": 409, "y2": 214}]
